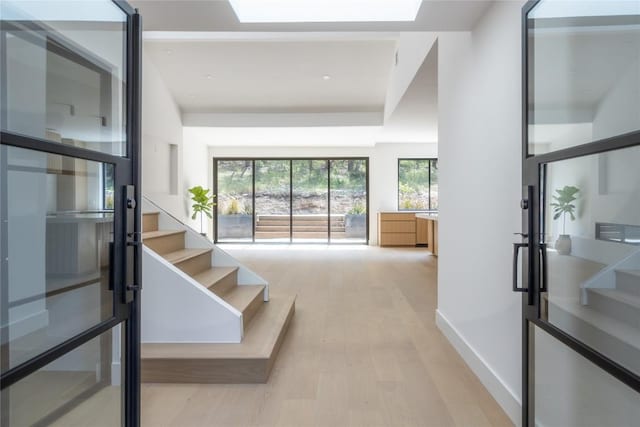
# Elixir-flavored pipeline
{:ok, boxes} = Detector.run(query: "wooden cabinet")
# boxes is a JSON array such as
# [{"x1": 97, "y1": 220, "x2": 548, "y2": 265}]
[
  {"x1": 416, "y1": 217, "x2": 429, "y2": 245},
  {"x1": 378, "y1": 212, "x2": 416, "y2": 246}
]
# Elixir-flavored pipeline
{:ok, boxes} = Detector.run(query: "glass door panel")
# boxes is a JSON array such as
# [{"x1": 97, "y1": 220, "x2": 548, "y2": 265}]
[
  {"x1": 292, "y1": 160, "x2": 328, "y2": 243},
  {"x1": 540, "y1": 145, "x2": 640, "y2": 377},
  {"x1": 216, "y1": 160, "x2": 253, "y2": 242},
  {"x1": 1, "y1": 0, "x2": 128, "y2": 156},
  {"x1": 533, "y1": 324, "x2": 640, "y2": 427},
  {"x1": 527, "y1": 1, "x2": 640, "y2": 156},
  {"x1": 5, "y1": 325, "x2": 122, "y2": 426},
  {"x1": 4, "y1": 146, "x2": 115, "y2": 372},
  {"x1": 255, "y1": 160, "x2": 291, "y2": 243},
  {"x1": 329, "y1": 159, "x2": 367, "y2": 243}
]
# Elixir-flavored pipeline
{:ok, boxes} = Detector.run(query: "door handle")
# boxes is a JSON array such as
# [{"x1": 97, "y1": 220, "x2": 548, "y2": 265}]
[
  {"x1": 512, "y1": 243, "x2": 528, "y2": 293},
  {"x1": 539, "y1": 243, "x2": 548, "y2": 293}
]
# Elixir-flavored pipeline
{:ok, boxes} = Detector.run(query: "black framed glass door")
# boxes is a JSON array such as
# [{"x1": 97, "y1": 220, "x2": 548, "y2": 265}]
[
  {"x1": 518, "y1": 1, "x2": 640, "y2": 425},
  {"x1": 0, "y1": 1, "x2": 141, "y2": 425}
]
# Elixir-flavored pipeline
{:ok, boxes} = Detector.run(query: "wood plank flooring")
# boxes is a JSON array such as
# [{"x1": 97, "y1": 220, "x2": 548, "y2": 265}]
[{"x1": 140, "y1": 246, "x2": 513, "y2": 427}]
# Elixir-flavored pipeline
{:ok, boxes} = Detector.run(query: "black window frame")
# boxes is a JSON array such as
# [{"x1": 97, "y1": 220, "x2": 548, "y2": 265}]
[
  {"x1": 213, "y1": 157, "x2": 370, "y2": 245},
  {"x1": 397, "y1": 158, "x2": 438, "y2": 212}
]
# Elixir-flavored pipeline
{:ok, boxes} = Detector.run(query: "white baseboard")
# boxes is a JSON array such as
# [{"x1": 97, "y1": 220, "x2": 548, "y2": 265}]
[
  {"x1": 5, "y1": 309, "x2": 49, "y2": 340},
  {"x1": 436, "y1": 309, "x2": 521, "y2": 426}
]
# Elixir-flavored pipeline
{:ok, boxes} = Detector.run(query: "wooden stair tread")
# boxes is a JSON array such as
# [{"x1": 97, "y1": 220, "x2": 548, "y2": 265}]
[
  {"x1": 192, "y1": 266, "x2": 238, "y2": 287},
  {"x1": 222, "y1": 285, "x2": 265, "y2": 312},
  {"x1": 142, "y1": 230, "x2": 184, "y2": 240},
  {"x1": 163, "y1": 248, "x2": 211, "y2": 264},
  {"x1": 142, "y1": 294, "x2": 295, "y2": 359},
  {"x1": 143, "y1": 211, "x2": 160, "y2": 216}
]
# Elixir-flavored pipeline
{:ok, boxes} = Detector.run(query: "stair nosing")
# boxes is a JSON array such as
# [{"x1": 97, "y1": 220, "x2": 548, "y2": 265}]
[{"x1": 192, "y1": 266, "x2": 238, "y2": 287}]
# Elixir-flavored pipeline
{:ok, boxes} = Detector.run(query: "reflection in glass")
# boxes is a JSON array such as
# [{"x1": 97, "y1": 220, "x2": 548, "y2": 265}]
[
  {"x1": 292, "y1": 160, "x2": 328, "y2": 243},
  {"x1": 216, "y1": 160, "x2": 253, "y2": 242},
  {"x1": 534, "y1": 324, "x2": 640, "y2": 427},
  {"x1": 255, "y1": 160, "x2": 291, "y2": 242},
  {"x1": 2, "y1": 326, "x2": 122, "y2": 426},
  {"x1": 330, "y1": 159, "x2": 367, "y2": 242},
  {"x1": 2, "y1": 146, "x2": 114, "y2": 372},
  {"x1": 1, "y1": 0, "x2": 127, "y2": 156},
  {"x1": 527, "y1": 2, "x2": 640, "y2": 155},
  {"x1": 541, "y1": 145, "x2": 640, "y2": 377}
]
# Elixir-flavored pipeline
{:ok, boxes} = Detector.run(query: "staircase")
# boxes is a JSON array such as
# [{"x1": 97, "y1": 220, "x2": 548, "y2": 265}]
[
  {"x1": 140, "y1": 204, "x2": 295, "y2": 383},
  {"x1": 255, "y1": 214, "x2": 346, "y2": 239}
]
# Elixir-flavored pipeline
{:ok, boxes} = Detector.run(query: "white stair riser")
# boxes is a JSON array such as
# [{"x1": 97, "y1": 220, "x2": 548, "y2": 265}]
[
  {"x1": 616, "y1": 271, "x2": 640, "y2": 297},
  {"x1": 588, "y1": 291, "x2": 640, "y2": 329}
]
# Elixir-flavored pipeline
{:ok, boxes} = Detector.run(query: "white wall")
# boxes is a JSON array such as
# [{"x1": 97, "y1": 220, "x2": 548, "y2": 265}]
[
  {"x1": 206, "y1": 142, "x2": 437, "y2": 244},
  {"x1": 384, "y1": 32, "x2": 437, "y2": 120},
  {"x1": 436, "y1": 1, "x2": 524, "y2": 424}
]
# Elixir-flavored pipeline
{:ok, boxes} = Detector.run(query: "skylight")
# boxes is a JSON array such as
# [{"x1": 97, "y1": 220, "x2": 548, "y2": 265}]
[{"x1": 228, "y1": 0, "x2": 422, "y2": 23}]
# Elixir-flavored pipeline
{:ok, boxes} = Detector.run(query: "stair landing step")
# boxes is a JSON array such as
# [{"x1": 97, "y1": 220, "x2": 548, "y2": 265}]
[
  {"x1": 163, "y1": 248, "x2": 211, "y2": 264},
  {"x1": 141, "y1": 294, "x2": 296, "y2": 383}
]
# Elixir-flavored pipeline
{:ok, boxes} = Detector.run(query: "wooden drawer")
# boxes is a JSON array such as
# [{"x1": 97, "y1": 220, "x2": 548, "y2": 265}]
[
  {"x1": 378, "y1": 212, "x2": 416, "y2": 221},
  {"x1": 380, "y1": 220, "x2": 416, "y2": 233},
  {"x1": 379, "y1": 233, "x2": 416, "y2": 246}
]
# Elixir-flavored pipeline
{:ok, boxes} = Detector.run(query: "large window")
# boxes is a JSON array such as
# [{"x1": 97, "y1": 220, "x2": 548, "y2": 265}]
[
  {"x1": 398, "y1": 158, "x2": 438, "y2": 211},
  {"x1": 215, "y1": 158, "x2": 369, "y2": 244}
]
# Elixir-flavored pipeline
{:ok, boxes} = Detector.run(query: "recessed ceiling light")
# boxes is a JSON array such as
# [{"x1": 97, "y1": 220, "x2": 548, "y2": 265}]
[
  {"x1": 322, "y1": 75, "x2": 331, "y2": 81},
  {"x1": 205, "y1": 74, "x2": 213, "y2": 79},
  {"x1": 164, "y1": 49, "x2": 172, "y2": 55},
  {"x1": 228, "y1": 0, "x2": 422, "y2": 23}
]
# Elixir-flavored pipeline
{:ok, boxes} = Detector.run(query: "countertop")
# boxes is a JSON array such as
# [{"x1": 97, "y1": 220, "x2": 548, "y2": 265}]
[{"x1": 415, "y1": 213, "x2": 438, "y2": 221}]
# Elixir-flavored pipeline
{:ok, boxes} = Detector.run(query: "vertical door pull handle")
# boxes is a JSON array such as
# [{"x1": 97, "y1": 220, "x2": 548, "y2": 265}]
[{"x1": 513, "y1": 242, "x2": 528, "y2": 293}]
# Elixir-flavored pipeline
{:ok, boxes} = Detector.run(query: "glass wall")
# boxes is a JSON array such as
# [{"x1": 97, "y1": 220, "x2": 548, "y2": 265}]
[
  {"x1": 255, "y1": 160, "x2": 290, "y2": 242},
  {"x1": 214, "y1": 158, "x2": 368, "y2": 244},
  {"x1": 292, "y1": 160, "x2": 329, "y2": 243},
  {"x1": 215, "y1": 160, "x2": 253, "y2": 242},
  {"x1": 330, "y1": 159, "x2": 367, "y2": 243}
]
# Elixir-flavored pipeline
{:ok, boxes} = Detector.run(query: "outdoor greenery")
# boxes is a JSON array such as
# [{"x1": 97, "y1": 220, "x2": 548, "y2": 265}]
[
  {"x1": 551, "y1": 185, "x2": 579, "y2": 235},
  {"x1": 398, "y1": 159, "x2": 438, "y2": 211}
]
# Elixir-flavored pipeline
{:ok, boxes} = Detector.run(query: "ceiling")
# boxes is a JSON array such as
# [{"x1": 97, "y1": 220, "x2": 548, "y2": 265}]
[
  {"x1": 130, "y1": 0, "x2": 492, "y2": 32},
  {"x1": 134, "y1": 0, "x2": 477, "y2": 146},
  {"x1": 145, "y1": 38, "x2": 397, "y2": 113}
]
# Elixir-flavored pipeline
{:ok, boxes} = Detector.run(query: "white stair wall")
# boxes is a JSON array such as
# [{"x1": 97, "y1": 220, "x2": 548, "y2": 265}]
[
  {"x1": 142, "y1": 248, "x2": 243, "y2": 343},
  {"x1": 581, "y1": 246, "x2": 640, "y2": 304},
  {"x1": 141, "y1": 197, "x2": 269, "y2": 343}
]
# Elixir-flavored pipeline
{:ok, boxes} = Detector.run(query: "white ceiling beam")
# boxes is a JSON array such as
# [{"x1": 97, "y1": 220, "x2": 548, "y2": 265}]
[{"x1": 183, "y1": 112, "x2": 384, "y2": 128}]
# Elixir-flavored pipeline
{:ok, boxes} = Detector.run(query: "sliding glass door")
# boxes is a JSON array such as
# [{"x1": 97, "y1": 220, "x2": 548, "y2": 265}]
[
  {"x1": 214, "y1": 158, "x2": 369, "y2": 244},
  {"x1": 292, "y1": 160, "x2": 329, "y2": 243}
]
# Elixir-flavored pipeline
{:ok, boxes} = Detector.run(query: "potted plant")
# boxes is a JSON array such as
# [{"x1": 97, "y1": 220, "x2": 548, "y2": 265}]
[
  {"x1": 188, "y1": 185, "x2": 215, "y2": 235},
  {"x1": 218, "y1": 198, "x2": 253, "y2": 239},
  {"x1": 345, "y1": 202, "x2": 367, "y2": 238},
  {"x1": 551, "y1": 185, "x2": 579, "y2": 255}
]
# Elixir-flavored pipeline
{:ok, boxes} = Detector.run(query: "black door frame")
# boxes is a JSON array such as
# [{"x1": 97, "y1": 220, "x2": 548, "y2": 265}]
[
  {"x1": 520, "y1": 1, "x2": 640, "y2": 425},
  {"x1": 0, "y1": 1, "x2": 142, "y2": 425},
  {"x1": 213, "y1": 157, "x2": 370, "y2": 245}
]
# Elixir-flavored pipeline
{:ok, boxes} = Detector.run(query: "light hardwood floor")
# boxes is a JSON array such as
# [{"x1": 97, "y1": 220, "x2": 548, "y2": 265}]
[{"x1": 140, "y1": 246, "x2": 513, "y2": 427}]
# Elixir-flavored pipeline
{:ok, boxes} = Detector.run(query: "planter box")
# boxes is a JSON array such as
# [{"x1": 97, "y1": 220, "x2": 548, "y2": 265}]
[
  {"x1": 217, "y1": 214, "x2": 253, "y2": 239},
  {"x1": 345, "y1": 214, "x2": 366, "y2": 238}
]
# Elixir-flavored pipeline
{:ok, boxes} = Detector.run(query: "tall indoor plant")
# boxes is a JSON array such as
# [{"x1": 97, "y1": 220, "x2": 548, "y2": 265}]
[
  {"x1": 551, "y1": 185, "x2": 579, "y2": 255},
  {"x1": 188, "y1": 185, "x2": 215, "y2": 235}
]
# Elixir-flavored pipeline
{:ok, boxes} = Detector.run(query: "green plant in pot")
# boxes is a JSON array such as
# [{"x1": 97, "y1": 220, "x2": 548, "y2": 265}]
[
  {"x1": 550, "y1": 185, "x2": 579, "y2": 255},
  {"x1": 188, "y1": 185, "x2": 216, "y2": 235}
]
